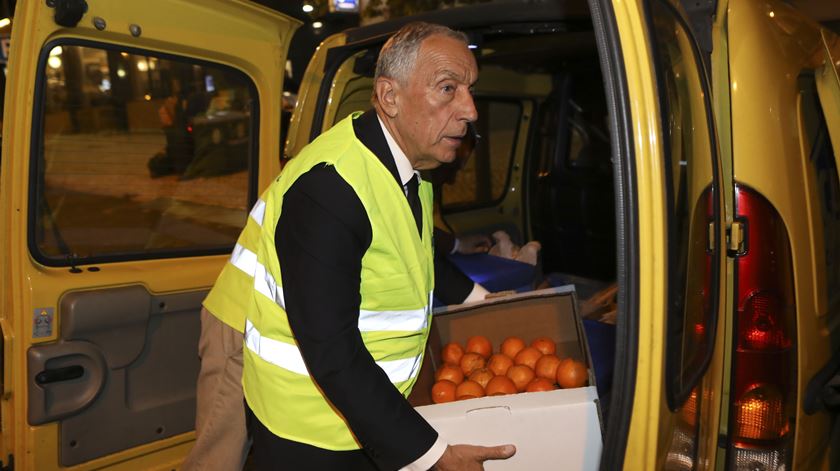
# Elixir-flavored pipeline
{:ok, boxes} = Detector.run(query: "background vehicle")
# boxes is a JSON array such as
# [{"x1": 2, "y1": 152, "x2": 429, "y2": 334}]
[{"x1": 0, "y1": 0, "x2": 837, "y2": 469}]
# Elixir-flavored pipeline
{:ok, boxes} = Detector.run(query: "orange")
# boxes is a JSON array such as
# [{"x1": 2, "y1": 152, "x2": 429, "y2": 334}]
[
  {"x1": 534, "y1": 354, "x2": 562, "y2": 380},
  {"x1": 459, "y1": 352, "x2": 486, "y2": 376},
  {"x1": 456, "y1": 380, "x2": 485, "y2": 400},
  {"x1": 500, "y1": 336, "x2": 526, "y2": 359},
  {"x1": 485, "y1": 375, "x2": 517, "y2": 396},
  {"x1": 506, "y1": 364, "x2": 535, "y2": 392},
  {"x1": 525, "y1": 377, "x2": 557, "y2": 392},
  {"x1": 465, "y1": 335, "x2": 493, "y2": 359},
  {"x1": 514, "y1": 346, "x2": 542, "y2": 370},
  {"x1": 531, "y1": 336, "x2": 557, "y2": 356},
  {"x1": 468, "y1": 368, "x2": 494, "y2": 389},
  {"x1": 431, "y1": 380, "x2": 457, "y2": 404},
  {"x1": 435, "y1": 364, "x2": 464, "y2": 385},
  {"x1": 441, "y1": 342, "x2": 464, "y2": 366},
  {"x1": 487, "y1": 353, "x2": 514, "y2": 376},
  {"x1": 556, "y1": 358, "x2": 588, "y2": 389}
]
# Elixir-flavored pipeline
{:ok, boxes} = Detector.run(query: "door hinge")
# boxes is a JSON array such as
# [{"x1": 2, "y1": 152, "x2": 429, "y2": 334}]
[
  {"x1": 0, "y1": 454, "x2": 13, "y2": 471},
  {"x1": 726, "y1": 220, "x2": 747, "y2": 257}
]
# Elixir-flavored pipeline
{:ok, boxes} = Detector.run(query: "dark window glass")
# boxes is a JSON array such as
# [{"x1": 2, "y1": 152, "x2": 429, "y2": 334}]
[{"x1": 33, "y1": 43, "x2": 256, "y2": 264}]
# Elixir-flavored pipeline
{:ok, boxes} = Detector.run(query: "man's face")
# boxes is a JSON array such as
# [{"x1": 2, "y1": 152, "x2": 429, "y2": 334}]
[{"x1": 392, "y1": 35, "x2": 478, "y2": 170}]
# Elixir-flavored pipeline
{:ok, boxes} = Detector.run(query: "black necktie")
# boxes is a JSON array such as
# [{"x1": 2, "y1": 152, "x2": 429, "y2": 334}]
[{"x1": 405, "y1": 174, "x2": 422, "y2": 236}]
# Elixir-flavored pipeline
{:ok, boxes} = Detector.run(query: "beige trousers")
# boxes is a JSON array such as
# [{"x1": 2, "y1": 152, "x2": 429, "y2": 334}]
[{"x1": 182, "y1": 308, "x2": 249, "y2": 471}]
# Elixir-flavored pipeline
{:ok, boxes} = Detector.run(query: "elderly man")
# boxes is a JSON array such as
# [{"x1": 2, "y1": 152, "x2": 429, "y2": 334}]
[{"x1": 194, "y1": 22, "x2": 516, "y2": 471}]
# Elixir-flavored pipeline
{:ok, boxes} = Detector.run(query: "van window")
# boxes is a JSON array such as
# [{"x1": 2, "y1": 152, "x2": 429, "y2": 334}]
[
  {"x1": 649, "y1": 0, "x2": 720, "y2": 411},
  {"x1": 31, "y1": 43, "x2": 257, "y2": 265},
  {"x1": 441, "y1": 98, "x2": 521, "y2": 210},
  {"x1": 802, "y1": 76, "x2": 840, "y2": 312}
]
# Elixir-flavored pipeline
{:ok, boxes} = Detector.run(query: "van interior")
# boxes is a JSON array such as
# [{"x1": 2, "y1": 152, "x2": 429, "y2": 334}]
[{"x1": 323, "y1": 19, "x2": 620, "y2": 402}]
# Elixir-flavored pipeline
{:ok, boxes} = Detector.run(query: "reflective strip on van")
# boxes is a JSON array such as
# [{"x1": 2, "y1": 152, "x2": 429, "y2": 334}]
[
  {"x1": 244, "y1": 319, "x2": 422, "y2": 383},
  {"x1": 250, "y1": 199, "x2": 266, "y2": 226}
]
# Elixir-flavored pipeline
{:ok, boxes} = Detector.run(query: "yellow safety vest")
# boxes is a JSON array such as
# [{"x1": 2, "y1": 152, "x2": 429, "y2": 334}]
[
  {"x1": 242, "y1": 112, "x2": 434, "y2": 450},
  {"x1": 202, "y1": 199, "x2": 265, "y2": 332}
]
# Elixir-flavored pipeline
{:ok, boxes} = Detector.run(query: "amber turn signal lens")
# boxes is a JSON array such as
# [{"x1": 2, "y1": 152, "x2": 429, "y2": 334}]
[{"x1": 733, "y1": 384, "x2": 787, "y2": 441}]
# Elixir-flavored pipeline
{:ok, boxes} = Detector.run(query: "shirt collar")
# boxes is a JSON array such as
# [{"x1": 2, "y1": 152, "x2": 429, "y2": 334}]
[{"x1": 378, "y1": 115, "x2": 417, "y2": 186}]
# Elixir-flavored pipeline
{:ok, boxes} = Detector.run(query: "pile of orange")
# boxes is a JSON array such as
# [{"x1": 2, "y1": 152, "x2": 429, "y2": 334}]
[{"x1": 430, "y1": 335, "x2": 589, "y2": 404}]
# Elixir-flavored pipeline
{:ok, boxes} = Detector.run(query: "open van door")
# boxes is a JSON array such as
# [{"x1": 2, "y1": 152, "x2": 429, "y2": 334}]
[
  {"x1": 288, "y1": 1, "x2": 728, "y2": 469},
  {"x1": 593, "y1": 0, "x2": 728, "y2": 468},
  {"x1": 0, "y1": 1, "x2": 298, "y2": 468}
]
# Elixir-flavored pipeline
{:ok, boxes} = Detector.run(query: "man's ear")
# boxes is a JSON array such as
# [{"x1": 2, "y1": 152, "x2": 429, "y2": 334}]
[{"x1": 374, "y1": 77, "x2": 400, "y2": 118}]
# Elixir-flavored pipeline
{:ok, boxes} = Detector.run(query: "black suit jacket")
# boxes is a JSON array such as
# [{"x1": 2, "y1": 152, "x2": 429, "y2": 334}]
[{"x1": 267, "y1": 110, "x2": 472, "y2": 470}]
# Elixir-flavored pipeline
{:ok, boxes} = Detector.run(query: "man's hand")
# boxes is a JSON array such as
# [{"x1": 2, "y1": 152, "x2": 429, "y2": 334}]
[
  {"x1": 455, "y1": 234, "x2": 492, "y2": 254},
  {"x1": 433, "y1": 443, "x2": 516, "y2": 470}
]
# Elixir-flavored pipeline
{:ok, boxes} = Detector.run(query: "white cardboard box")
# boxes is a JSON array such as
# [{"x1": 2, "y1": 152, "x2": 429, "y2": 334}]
[{"x1": 409, "y1": 286, "x2": 603, "y2": 470}]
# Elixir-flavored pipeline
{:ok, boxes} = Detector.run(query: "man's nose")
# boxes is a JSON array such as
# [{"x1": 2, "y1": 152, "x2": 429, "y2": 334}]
[{"x1": 459, "y1": 88, "x2": 478, "y2": 122}]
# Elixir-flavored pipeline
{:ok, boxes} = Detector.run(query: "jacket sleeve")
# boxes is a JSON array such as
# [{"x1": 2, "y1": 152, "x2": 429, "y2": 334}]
[{"x1": 276, "y1": 166, "x2": 439, "y2": 470}]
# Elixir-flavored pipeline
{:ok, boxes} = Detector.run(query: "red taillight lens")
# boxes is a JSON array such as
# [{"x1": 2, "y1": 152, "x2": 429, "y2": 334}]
[
  {"x1": 740, "y1": 291, "x2": 790, "y2": 351},
  {"x1": 728, "y1": 184, "x2": 796, "y2": 470}
]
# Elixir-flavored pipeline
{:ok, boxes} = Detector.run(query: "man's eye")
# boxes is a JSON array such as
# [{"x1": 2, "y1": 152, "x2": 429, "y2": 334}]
[{"x1": 441, "y1": 84, "x2": 455, "y2": 93}]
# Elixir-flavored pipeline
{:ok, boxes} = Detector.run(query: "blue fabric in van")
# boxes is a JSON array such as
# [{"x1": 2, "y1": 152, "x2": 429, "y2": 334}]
[
  {"x1": 582, "y1": 318, "x2": 615, "y2": 397},
  {"x1": 447, "y1": 253, "x2": 536, "y2": 293}
]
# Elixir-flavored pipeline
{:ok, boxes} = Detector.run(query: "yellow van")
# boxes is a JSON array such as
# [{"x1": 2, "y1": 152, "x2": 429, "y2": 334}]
[{"x1": 1, "y1": 0, "x2": 838, "y2": 470}]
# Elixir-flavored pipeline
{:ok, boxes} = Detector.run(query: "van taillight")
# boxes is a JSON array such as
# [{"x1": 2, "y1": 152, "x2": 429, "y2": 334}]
[{"x1": 728, "y1": 184, "x2": 796, "y2": 470}]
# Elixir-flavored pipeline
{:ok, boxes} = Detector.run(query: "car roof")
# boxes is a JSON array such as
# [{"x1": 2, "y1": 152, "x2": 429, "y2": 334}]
[{"x1": 343, "y1": 1, "x2": 591, "y2": 44}]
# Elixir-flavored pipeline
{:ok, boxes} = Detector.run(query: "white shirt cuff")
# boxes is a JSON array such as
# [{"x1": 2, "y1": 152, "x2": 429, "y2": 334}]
[
  {"x1": 401, "y1": 436, "x2": 448, "y2": 471},
  {"x1": 450, "y1": 238, "x2": 461, "y2": 254},
  {"x1": 463, "y1": 283, "x2": 490, "y2": 304}
]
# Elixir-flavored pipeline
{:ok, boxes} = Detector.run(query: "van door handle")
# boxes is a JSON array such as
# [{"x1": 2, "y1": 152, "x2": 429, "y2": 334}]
[
  {"x1": 28, "y1": 341, "x2": 107, "y2": 424},
  {"x1": 35, "y1": 365, "x2": 84, "y2": 385}
]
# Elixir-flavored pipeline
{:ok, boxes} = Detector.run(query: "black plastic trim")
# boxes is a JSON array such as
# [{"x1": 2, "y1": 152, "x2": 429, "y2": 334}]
[
  {"x1": 679, "y1": 0, "x2": 716, "y2": 72},
  {"x1": 587, "y1": 0, "x2": 638, "y2": 469},
  {"x1": 28, "y1": 38, "x2": 261, "y2": 268},
  {"x1": 804, "y1": 343, "x2": 840, "y2": 414}
]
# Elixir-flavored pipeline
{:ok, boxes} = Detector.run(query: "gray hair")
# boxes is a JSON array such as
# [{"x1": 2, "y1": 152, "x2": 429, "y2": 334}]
[{"x1": 375, "y1": 22, "x2": 469, "y2": 85}]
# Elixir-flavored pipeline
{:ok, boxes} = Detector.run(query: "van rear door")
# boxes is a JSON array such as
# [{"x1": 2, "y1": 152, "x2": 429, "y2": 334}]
[
  {"x1": 288, "y1": 1, "x2": 729, "y2": 469},
  {"x1": 0, "y1": 1, "x2": 298, "y2": 468},
  {"x1": 595, "y1": 0, "x2": 728, "y2": 468}
]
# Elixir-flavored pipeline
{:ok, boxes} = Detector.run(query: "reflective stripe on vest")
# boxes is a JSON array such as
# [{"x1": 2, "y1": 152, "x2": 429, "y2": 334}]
[
  {"x1": 249, "y1": 198, "x2": 266, "y2": 226},
  {"x1": 244, "y1": 318, "x2": 425, "y2": 383},
  {"x1": 233, "y1": 243, "x2": 433, "y2": 334},
  {"x1": 200, "y1": 198, "x2": 268, "y2": 332}
]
